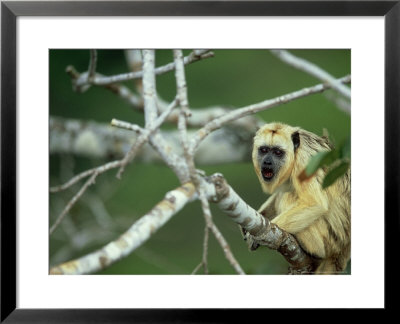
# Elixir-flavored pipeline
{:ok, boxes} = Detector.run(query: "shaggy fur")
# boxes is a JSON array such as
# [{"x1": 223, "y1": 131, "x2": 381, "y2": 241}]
[{"x1": 253, "y1": 123, "x2": 351, "y2": 274}]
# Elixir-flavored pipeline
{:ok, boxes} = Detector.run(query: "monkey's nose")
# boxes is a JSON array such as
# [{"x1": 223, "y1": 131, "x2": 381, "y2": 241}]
[{"x1": 263, "y1": 160, "x2": 272, "y2": 166}]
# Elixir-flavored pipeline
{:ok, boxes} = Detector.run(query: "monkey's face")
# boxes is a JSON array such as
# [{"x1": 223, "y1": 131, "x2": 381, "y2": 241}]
[
  {"x1": 252, "y1": 123, "x2": 298, "y2": 193},
  {"x1": 256, "y1": 145, "x2": 286, "y2": 183}
]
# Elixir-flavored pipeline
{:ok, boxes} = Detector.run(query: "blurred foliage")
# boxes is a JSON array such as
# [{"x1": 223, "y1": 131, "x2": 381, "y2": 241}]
[
  {"x1": 49, "y1": 49, "x2": 351, "y2": 274},
  {"x1": 300, "y1": 136, "x2": 351, "y2": 188}
]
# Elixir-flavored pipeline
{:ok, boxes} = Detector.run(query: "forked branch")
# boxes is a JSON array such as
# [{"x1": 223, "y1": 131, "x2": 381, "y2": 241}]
[
  {"x1": 51, "y1": 49, "x2": 348, "y2": 274},
  {"x1": 50, "y1": 174, "x2": 312, "y2": 275}
]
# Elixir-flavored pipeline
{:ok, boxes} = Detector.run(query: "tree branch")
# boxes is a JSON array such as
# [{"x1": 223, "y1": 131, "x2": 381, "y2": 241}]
[
  {"x1": 50, "y1": 182, "x2": 197, "y2": 275},
  {"x1": 50, "y1": 171, "x2": 99, "y2": 235},
  {"x1": 49, "y1": 116, "x2": 255, "y2": 165},
  {"x1": 73, "y1": 50, "x2": 214, "y2": 87},
  {"x1": 190, "y1": 75, "x2": 351, "y2": 153},
  {"x1": 206, "y1": 174, "x2": 314, "y2": 273},
  {"x1": 173, "y1": 49, "x2": 197, "y2": 183},
  {"x1": 50, "y1": 173, "x2": 313, "y2": 274},
  {"x1": 199, "y1": 187, "x2": 245, "y2": 275},
  {"x1": 115, "y1": 97, "x2": 178, "y2": 178},
  {"x1": 68, "y1": 50, "x2": 263, "y2": 132},
  {"x1": 87, "y1": 49, "x2": 97, "y2": 81},
  {"x1": 51, "y1": 49, "x2": 347, "y2": 274},
  {"x1": 270, "y1": 49, "x2": 351, "y2": 102}
]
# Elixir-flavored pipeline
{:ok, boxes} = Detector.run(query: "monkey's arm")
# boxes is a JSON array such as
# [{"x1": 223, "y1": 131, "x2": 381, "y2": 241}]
[
  {"x1": 246, "y1": 197, "x2": 327, "y2": 256},
  {"x1": 257, "y1": 192, "x2": 278, "y2": 220},
  {"x1": 271, "y1": 202, "x2": 327, "y2": 258},
  {"x1": 271, "y1": 202, "x2": 326, "y2": 234}
]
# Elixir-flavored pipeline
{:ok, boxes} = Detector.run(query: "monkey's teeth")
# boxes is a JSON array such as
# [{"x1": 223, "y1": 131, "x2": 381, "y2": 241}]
[
  {"x1": 262, "y1": 168, "x2": 274, "y2": 179},
  {"x1": 262, "y1": 170, "x2": 273, "y2": 178}
]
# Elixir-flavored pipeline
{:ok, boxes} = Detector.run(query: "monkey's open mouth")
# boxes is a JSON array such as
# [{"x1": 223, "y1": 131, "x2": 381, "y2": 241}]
[{"x1": 261, "y1": 167, "x2": 274, "y2": 181}]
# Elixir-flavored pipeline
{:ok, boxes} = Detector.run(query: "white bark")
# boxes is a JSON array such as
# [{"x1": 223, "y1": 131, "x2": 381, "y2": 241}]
[
  {"x1": 206, "y1": 174, "x2": 313, "y2": 272},
  {"x1": 51, "y1": 49, "x2": 349, "y2": 275},
  {"x1": 190, "y1": 75, "x2": 351, "y2": 153},
  {"x1": 50, "y1": 174, "x2": 313, "y2": 275},
  {"x1": 50, "y1": 183, "x2": 197, "y2": 275},
  {"x1": 74, "y1": 50, "x2": 214, "y2": 87},
  {"x1": 270, "y1": 49, "x2": 351, "y2": 102},
  {"x1": 49, "y1": 116, "x2": 254, "y2": 165}
]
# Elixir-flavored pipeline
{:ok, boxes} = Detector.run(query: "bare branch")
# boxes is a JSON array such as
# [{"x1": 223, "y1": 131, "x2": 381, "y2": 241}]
[
  {"x1": 199, "y1": 188, "x2": 245, "y2": 275},
  {"x1": 50, "y1": 116, "x2": 254, "y2": 165},
  {"x1": 173, "y1": 50, "x2": 244, "y2": 274},
  {"x1": 201, "y1": 225, "x2": 209, "y2": 274},
  {"x1": 51, "y1": 49, "x2": 347, "y2": 275},
  {"x1": 50, "y1": 172, "x2": 314, "y2": 274},
  {"x1": 50, "y1": 160, "x2": 122, "y2": 193},
  {"x1": 74, "y1": 49, "x2": 214, "y2": 87},
  {"x1": 114, "y1": 50, "x2": 184, "y2": 180},
  {"x1": 49, "y1": 116, "x2": 146, "y2": 160},
  {"x1": 191, "y1": 261, "x2": 203, "y2": 275},
  {"x1": 192, "y1": 223, "x2": 209, "y2": 274},
  {"x1": 142, "y1": 50, "x2": 159, "y2": 123},
  {"x1": 206, "y1": 173, "x2": 314, "y2": 273},
  {"x1": 67, "y1": 53, "x2": 264, "y2": 130},
  {"x1": 130, "y1": 49, "x2": 189, "y2": 183},
  {"x1": 324, "y1": 91, "x2": 351, "y2": 113},
  {"x1": 173, "y1": 49, "x2": 197, "y2": 183},
  {"x1": 190, "y1": 75, "x2": 351, "y2": 153},
  {"x1": 110, "y1": 119, "x2": 143, "y2": 134},
  {"x1": 87, "y1": 49, "x2": 97, "y2": 81},
  {"x1": 50, "y1": 183, "x2": 197, "y2": 275},
  {"x1": 115, "y1": 97, "x2": 178, "y2": 178},
  {"x1": 50, "y1": 171, "x2": 99, "y2": 235},
  {"x1": 124, "y1": 49, "x2": 143, "y2": 94},
  {"x1": 271, "y1": 49, "x2": 351, "y2": 102}
]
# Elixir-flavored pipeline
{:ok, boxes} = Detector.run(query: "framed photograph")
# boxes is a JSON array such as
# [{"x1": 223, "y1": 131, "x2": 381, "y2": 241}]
[{"x1": 1, "y1": 0, "x2": 398, "y2": 321}]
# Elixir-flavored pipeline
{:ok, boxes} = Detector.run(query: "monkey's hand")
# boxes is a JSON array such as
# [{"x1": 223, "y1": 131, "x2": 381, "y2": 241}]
[{"x1": 240, "y1": 226, "x2": 260, "y2": 251}]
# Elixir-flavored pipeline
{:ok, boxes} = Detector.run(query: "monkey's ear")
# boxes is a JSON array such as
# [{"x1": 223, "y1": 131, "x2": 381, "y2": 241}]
[{"x1": 291, "y1": 131, "x2": 300, "y2": 151}]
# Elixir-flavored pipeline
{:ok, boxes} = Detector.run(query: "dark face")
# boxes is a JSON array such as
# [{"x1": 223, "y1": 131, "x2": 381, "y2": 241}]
[{"x1": 257, "y1": 145, "x2": 286, "y2": 182}]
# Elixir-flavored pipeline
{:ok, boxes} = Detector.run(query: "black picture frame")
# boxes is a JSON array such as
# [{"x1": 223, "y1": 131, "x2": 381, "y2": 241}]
[{"x1": 1, "y1": 0, "x2": 399, "y2": 322}]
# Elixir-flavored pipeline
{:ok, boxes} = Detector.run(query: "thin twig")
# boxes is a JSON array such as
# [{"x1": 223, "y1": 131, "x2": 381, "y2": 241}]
[
  {"x1": 173, "y1": 49, "x2": 196, "y2": 183},
  {"x1": 191, "y1": 262, "x2": 203, "y2": 275},
  {"x1": 324, "y1": 91, "x2": 351, "y2": 113},
  {"x1": 115, "y1": 99, "x2": 179, "y2": 178},
  {"x1": 271, "y1": 49, "x2": 351, "y2": 101},
  {"x1": 120, "y1": 49, "x2": 189, "y2": 183},
  {"x1": 125, "y1": 49, "x2": 144, "y2": 94},
  {"x1": 110, "y1": 119, "x2": 143, "y2": 133},
  {"x1": 201, "y1": 225, "x2": 209, "y2": 274},
  {"x1": 76, "y1": 50, "x2": 214, "y2": 87},
  {"x1": 189, "y1": 75, "x2": 351, "y2": 153},
  {"x1": 198, "y1": 188, "x2": 245, "y2": 275},
  {"x1": 50, "y1": 171, "x2": 99, "y2": 235},
  {"x1": 207, "y1": 173, "x2": 313, "y2": 272},
  {"x1": 50, "y1": 183, "x2": 197, "y2": 274},
  {"x1": 115, "y1": 51, "x2": 161, "y2": 178},
  {"x1": 68, "y1": 52, "x2": 263, "y2": 129},
  {"x1": 142, "y1": 50, "x2": 159, "y2": 124},
  {"x1": 50, "y1": 160, "x2": 122, "y2": 193},
  {"x1": 174, "y1": 50, "x2": 220, "y2": 274},
  {"x1": 88, "y1": 49, "x2": 98, "y2": 81}
]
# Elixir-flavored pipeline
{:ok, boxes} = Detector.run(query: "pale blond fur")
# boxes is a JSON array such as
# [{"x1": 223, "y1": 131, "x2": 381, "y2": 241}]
[{"x1": 253, "y1": 123, "x2": 350, "y2": 274}]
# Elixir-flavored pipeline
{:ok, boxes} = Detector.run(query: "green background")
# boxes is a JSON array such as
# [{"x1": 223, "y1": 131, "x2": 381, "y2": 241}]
[{"x1": 49, "y1": 49, "x2": 351, "y2": 274}]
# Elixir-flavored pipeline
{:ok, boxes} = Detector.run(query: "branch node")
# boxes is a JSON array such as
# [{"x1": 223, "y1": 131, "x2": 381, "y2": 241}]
[{"x1": 206, "y1": 173, "x2": 229, "y2": 202}]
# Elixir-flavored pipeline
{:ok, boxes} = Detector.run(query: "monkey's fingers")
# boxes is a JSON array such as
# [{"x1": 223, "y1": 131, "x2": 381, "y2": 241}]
[
  {"x1": 246, "y1": 234, "x2": 260, "y2": 251},
  {"x1": 250, "y1": 241, "x2": 260, "y2": 251},
  {"x1": 239, "y1": 225, "x2": 248, "y2": 240}
]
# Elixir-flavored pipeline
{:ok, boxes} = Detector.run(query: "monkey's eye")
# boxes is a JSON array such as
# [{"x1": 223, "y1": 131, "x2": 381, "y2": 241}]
[
  {"x1": 274, "y1": 149, "x2": 283, "y2": 156},
  {"x1": 259, "y1": 146, "x2": 269, "y2": 154}
]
